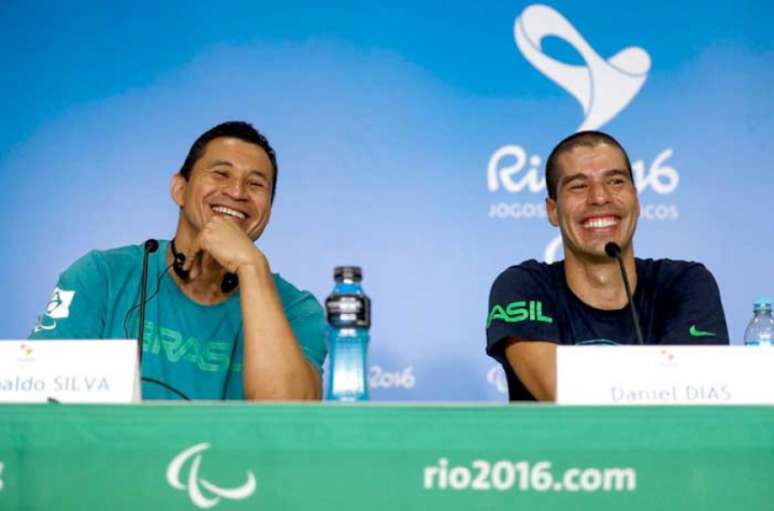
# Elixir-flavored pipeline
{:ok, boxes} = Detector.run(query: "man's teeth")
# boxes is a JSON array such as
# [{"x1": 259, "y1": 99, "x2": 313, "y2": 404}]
[
  {"x1": 583, "y1": 217, "x2": 619, "y2": 228},
  {"x1": 212, "y1": 206, "x2": 246, "y2": 220}
]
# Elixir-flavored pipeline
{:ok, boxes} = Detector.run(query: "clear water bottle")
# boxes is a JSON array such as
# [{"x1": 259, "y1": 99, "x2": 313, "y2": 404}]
[
  {"x1": 325, "y1": 266, "x2": 371, "y2": 401},
  {"x1": 744, "y1": 297, "x2": 774, "y2": 346}
]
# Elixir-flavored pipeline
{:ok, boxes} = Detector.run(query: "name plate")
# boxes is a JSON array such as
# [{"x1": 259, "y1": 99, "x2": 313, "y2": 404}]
[
  {"x1": 556, "y1": 345, "x2": 774, "y2": 405},
  {"x1": 0, "y1": 340, "x2": 139, "y2": 403}
]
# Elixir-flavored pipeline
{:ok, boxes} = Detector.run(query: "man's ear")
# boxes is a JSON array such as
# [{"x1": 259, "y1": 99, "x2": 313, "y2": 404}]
[
  {"x1": 171, "y1": 173, "x2": 187, "y2": 208},
  {"x1": 546, "y1": 197, "x2": 560, "y2": 227},
  {"x1": 634, "y1": 195, "x2": 641, "y2": 222}
]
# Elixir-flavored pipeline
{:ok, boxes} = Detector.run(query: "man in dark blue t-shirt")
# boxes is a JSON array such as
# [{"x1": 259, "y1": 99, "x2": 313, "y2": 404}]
[{"x1": 486, "y1": 131, "x2": 729, "y2": 401}]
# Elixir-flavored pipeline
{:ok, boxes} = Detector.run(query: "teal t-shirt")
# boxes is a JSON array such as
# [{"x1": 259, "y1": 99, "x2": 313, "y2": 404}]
[{"x1": 29, "y1": 240, "x2": 327, "y2": 400}]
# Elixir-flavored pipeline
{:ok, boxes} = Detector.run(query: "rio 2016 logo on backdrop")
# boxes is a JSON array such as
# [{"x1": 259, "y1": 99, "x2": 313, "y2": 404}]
[{"x1": 486, "y1": 5, "x2": 680, "y2": 262}]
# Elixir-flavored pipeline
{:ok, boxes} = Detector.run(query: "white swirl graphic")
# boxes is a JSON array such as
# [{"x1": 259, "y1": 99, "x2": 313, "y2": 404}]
[
  {"x1": 544, "y1": 235, "x2": 563, "y2": 264},
  {"x1": 514, "y1": 5, "x2": 651, "y2": 130},
  {"x1": 167, "y1": 443, "x2": 256, "y2": 509},
  {"x1": 486, "y1": 365, "x2": 508, "y2": 394}
]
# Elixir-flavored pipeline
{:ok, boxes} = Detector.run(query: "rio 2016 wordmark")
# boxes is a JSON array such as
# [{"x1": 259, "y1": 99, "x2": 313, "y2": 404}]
[{"x1": 422, "y1": 458, "x2": 636, "y2": 493}]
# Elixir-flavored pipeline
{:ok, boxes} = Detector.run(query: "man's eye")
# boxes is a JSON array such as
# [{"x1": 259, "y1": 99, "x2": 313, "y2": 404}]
[
  {"x1": 214, "y1": 170, "x2": 228, "y2": 177},
  {"x1": 570, "y1": 183, "x2": 587, "y2": 190},
  {"x1": 609, "y1": 178, "x2": 625, "y2": 185},
  {"x1": 248, "y1": 181, "x2": 264, "y2": 188}
]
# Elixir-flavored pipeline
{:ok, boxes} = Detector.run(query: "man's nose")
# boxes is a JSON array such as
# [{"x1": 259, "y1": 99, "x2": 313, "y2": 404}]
[
  {"x1": 587, "y1": 180, "x2": 612, "y2": 205},
  {"x1": 225, "y1": 178, "x2": 248, "y2": 199}
]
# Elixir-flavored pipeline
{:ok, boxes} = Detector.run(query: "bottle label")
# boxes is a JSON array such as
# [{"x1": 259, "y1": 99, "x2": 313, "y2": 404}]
[
  {"x1": 326, "y1": 294, "x2": 371, "y2": 328},
  {"x1": 745, "y1": 340, "x2": 773, "y2": 347}
]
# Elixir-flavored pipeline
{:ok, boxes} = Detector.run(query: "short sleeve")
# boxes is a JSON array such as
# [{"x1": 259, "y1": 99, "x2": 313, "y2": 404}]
[
  {"x1": 486, "y1": 265, "x2": 561, "y2": 363},
  {"x1": 657, "y1": 264, "x2": 729, "y2": 345},
  {"x1": 274, "y1": 277, "x2": 327, "y2": 374},
  {"x1": 29, "y1": 251, "x2": 108, "y2": 339}
]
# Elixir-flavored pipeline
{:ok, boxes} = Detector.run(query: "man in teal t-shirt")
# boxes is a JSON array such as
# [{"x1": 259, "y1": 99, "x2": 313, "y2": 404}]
[{"x1": 30, "y1": 121, "x2": 326, "y2": 401}]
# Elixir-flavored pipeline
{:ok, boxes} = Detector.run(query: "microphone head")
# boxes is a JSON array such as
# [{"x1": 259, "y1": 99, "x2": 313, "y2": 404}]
[
  {"x1": 604, "y1": 242, "x2": 621, "y2": 258},
  {"x1": 144, "y1": 239, "x2": 159, "y2": 253},
  {"x1": 221, "y1": 273, "x2": 239, "y2": 293}
]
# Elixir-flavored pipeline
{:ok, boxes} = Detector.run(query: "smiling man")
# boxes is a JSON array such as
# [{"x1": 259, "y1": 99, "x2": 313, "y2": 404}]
[
  {"x1": 486, "y1": 131, "x2": 729, "y2": 401},
  {"x1": 30, "y1": 121, "x2": 326, "y2": 400}
]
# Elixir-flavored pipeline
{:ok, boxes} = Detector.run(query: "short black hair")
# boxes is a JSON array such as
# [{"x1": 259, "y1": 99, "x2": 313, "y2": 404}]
[
  {"x1": 179, "y1": 121, "x2": 279, "y2": 203},
  {"x1": 545, "y1": 130, "x2": 632, "y2": 200}
]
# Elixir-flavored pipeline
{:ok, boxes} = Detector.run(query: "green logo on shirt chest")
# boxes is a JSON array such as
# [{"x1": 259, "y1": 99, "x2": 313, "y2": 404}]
[
  {"x1": 142, "y1": 321, "x2": 241, "y2": 373},
  {"x1": 689, "y1": 325, "x2": 716, "y2": 337},
  {"x1": 487, "y1": 300, "x2": 553, "y2": 327}
]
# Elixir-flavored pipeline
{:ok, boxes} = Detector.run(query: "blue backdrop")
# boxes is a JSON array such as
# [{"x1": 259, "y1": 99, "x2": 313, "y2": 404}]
[{"x1": 1, "y1": 1, "x2": 772, "y2": 400}]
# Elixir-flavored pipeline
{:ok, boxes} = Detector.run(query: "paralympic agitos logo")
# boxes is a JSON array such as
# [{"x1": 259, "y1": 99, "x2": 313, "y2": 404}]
[
  {"x1": 486, "y1": 4, "x2": 681, "y2": 261},
  {"x1": 166, "y1": 443, "x2": 256, "y2": 509}
]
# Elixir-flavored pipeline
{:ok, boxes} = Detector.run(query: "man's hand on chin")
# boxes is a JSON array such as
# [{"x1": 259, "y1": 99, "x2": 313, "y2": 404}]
[{"x1": 182, "y1": 216, "x2": 268, "y2": 278}]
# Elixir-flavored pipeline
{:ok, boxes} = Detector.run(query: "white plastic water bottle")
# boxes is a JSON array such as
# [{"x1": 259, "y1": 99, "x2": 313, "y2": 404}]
[{"x1": 744, "y1": 297, "x2": 774, "y2": 346}]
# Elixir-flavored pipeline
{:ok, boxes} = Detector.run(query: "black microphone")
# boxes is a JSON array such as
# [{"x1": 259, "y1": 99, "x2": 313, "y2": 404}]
[
  {"x1": 221, "y1": 272, "x2": 239, "y2": 293},
  {"x1": 605, "y1": 242, "x2": 644, "y2": 345},
  {"x1": 138, "y1": 239, "x2": 159, "y2": 363}
]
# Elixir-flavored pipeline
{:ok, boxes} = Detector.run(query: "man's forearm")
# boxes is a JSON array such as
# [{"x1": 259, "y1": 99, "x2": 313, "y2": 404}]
[
  {"x1": 504, "y1": 341, "x2": 557, "y2": 401},
  {"x1": 237, "y1": 263, "x2": 321, "y2": 400}
]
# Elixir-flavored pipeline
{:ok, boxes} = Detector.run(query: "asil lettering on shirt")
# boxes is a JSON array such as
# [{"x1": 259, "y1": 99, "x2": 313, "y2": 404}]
[
  {"x1": 487, "y1": 300, "x2": 553, "y2": 327},
  {"x1": 141, "y1": 321, "x2": 241, "y2": 373}
]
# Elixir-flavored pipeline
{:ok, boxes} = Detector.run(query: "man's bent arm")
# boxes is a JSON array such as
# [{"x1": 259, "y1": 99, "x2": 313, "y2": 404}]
[
  {"x1": 238, "y1": 260, "x2": 321, "y2": 401},
  {"x1": 503, "y1": 340, "x2": 556, "y2": 401}
]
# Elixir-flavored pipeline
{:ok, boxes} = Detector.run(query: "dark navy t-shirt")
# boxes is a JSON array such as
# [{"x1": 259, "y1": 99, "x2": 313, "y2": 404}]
[{"x1": 486, "y1": 258, "x2": 729, "y2": 401}]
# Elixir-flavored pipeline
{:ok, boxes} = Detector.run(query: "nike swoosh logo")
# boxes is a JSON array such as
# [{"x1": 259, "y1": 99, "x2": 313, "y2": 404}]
[{"x1": 689, "y1": 325, "x2": 716, "y2": 337}]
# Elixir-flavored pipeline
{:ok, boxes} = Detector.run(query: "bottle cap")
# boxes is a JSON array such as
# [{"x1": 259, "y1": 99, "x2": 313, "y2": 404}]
[
  {"x1": 334, "y1": 266, "x2": 362, "y2": 282},
  {"x1": 753, "y1": 297, "x2": 773, "y2": 308}
]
